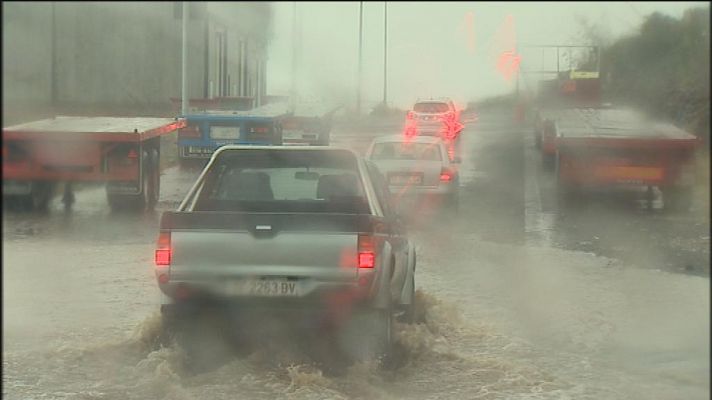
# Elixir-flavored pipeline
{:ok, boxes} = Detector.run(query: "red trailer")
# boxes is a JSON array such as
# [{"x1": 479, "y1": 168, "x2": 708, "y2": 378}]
[
  {"x1": 3, "y1": 116, "x2": 185, "y2": 211},
  {"x1": 552, "y1": 108, "x2": 700, "y2": 211}
]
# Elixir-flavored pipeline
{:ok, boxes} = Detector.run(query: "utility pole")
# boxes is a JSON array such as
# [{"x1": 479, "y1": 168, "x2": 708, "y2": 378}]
[
  {"x1": 181, "y1": 1, "x2": 188, "y2": 116},
  {"x1": 357, "y1": 1, "x2": 363, "y2": 114},
  {"x1": 51, "y1": 2, "x2": 57, "y2": 107},
  {"x1": 290, "y1": 2, "x2": 297, "y2": 112},
  {"x1": 383, "y1": 1, "x2": 388, "y2": 106}
]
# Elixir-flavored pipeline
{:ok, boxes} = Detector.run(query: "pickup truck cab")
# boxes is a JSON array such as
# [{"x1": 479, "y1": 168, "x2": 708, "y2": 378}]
[{"x1": 155, "y1": 146, "x2": 417, "y2": 364}]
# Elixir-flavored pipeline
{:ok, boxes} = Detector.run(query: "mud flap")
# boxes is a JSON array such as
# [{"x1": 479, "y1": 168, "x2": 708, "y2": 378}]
[
  {"x1": 399, "y1": 242, "x2": 416, "y2": 307},
  {"x1": 336, "y1": 308, "x2": 393, "y2": 367}
]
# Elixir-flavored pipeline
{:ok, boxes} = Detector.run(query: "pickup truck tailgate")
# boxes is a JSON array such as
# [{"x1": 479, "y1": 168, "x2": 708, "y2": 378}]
[{"x1": 162, "y1": 212, "x2": 374, "y2": 281}]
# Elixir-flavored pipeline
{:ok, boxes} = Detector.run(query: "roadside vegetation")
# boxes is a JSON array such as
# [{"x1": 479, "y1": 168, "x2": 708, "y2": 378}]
[{"x1": 587, "y1": 6, "x2": 710, "y2": 144}]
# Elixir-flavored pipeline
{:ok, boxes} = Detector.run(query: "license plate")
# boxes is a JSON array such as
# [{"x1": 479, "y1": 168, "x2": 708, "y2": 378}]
[
  {"x1": 283, "y1": 129, "x2": 305, "y2": 139},
  {"x1": 389, "y1": 174, "x2": 423, "y2": 186},
  {"x1": 226, "y1": 279, "x2": 300, "y2": 297},
  {"x1": 210, "y1": 126, "x2": 240, "y2": 140}
]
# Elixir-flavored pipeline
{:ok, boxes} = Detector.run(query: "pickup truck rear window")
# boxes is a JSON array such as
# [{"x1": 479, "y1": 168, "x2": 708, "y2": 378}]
[{"x1": 193, "y1": 149, "x2": 370, "y2": 213}]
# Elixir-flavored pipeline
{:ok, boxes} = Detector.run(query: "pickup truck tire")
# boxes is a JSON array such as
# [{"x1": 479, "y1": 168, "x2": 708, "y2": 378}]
[
  {"x1": 160, "y1": 303, "x2": 235, "y2": 372},
  {"x1": 398, "y1": 246, "x2": 417, "y2": 324},
  {"x1": 339, "y1": 307, "x2": 393, "y2": 367},
  {"x1": 399, "y1": 275, "x2": 416, "y2": 324}
]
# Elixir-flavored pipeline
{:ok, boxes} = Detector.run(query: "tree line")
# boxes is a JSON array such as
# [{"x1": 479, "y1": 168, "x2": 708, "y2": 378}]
[{"x1": 600, "y1": 6, "x2": 710, "y2": 142}]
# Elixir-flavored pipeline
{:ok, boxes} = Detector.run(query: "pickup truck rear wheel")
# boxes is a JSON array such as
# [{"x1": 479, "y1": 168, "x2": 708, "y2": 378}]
[
  {"x1": 367, "y1": 309, "x2": 393, "y2": 367},
  {"x1": 160, "y1": 303, "x2": 235, "y2": 372},
  {"x1": 398, "y1": 274, "x2": 416, "y2": 324},
  {"x1": 339, "y1": 307, "x2": 393, "y2": 367}
]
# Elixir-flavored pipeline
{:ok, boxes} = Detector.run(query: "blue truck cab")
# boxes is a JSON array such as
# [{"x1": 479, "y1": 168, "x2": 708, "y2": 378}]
[{"x1": 177, "y1": 103, "x2": 290, "y2": 167}]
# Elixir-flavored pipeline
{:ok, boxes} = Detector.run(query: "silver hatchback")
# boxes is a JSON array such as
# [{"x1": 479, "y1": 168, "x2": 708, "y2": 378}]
[{"x1": 365, "y1": 135, "x2": 461, "y2": 215}]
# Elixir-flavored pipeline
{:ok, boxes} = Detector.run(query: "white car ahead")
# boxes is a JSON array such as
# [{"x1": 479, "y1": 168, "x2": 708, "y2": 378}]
[
  {"x1": 405, "y1": 98, "x2": 463, "y2": 140},
  {"x1": 365, "y1": 135, "x2": 461, "y2": 215}
]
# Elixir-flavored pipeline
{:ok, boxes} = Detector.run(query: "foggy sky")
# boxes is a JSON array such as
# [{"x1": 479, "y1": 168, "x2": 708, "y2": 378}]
[{"x1": 266, "y1": 1, "x2": 706, "y2": 110}]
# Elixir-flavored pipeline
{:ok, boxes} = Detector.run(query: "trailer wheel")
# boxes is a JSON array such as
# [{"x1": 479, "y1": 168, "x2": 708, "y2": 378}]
[
  {"x1": 555, "y1": 153, "x2": 580, "y2": 209},
  {"x1": 32, "y1": 182, "x2": 55, "y2": 212},
  {"x1": 664, "y1": 187, "x2": 693, "y2": 213},
  {"x1": 13, "y1": 182, "x2": 54, "y2": 212},
  {"x1": 107, "y1": 150, "x2": 151, "y2": 212}
]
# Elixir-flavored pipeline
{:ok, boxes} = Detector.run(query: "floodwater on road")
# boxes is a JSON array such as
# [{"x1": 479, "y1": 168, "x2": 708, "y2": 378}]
[{"x1": 3, "y1": 109, "x2": 709, "y2": 399}]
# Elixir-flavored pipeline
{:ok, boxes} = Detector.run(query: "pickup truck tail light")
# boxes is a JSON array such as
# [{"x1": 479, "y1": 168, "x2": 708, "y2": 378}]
[
  {"x1": 357, "y1": 234, "x2": 375, "y2": 268},
  {"x1": 155, "y1": 232, "x2": 171, "y2": 266}
]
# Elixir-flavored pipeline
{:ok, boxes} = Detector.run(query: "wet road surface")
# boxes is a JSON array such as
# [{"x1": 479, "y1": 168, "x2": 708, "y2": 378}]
[{"x1": 3, "y1": 106, "x2": 709, "y2": 399}]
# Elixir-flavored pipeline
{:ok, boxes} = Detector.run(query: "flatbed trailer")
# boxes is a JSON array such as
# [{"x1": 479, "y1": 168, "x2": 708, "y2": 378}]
[
  {"x1": 551, "y1": 108, "x2": 699, "y2": 210},
  {"x1": 3, "y1": 116, "x2": 186, "y2": 211}
]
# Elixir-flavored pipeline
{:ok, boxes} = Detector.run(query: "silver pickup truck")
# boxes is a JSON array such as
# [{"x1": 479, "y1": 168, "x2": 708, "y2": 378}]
[{"x1": 154, "y1": 145, "x2": 417, "y2": 364}]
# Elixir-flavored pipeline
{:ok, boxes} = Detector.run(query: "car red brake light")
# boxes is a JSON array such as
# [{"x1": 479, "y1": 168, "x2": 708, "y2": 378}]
[
  {"x1": 359, "y1": 252, "x2": 375, "y2": 268},
  {"x1": 405, "y1": 126, "x2": 418, "y2": 138},
  {"x1": 357, "y1": 234, "x2": 375, "y2": 268},
  {"x1": 440, "y1": 168, "x2": 454, "y2": 182},
  {"x1": 155, "y1": 249, "x2": 171, "y2": 266},
  {"x1": 155, "y1": 232, "x2": 171, "y2": 266},
  {"x1": 406, "y1": 111, "x2": 415, "y2": 120}
]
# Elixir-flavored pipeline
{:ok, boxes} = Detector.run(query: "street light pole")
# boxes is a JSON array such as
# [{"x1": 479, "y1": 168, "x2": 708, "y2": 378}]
[
  {"x1": 291, "y1": 2, "x2": 297, "y2": 112},
  {"x1": 357, "y1": 1, "x2": 363, "y2": 114},
  {"x1": 181, "y1": 1, "x2": 188, "y2": 116},
  {"x1": 383, "y1": 1, "x2": 387, "y2": 106}
]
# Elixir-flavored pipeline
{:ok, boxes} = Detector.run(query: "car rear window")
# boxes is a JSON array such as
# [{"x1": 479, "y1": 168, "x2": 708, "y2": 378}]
[
  {"x1": 194, "y1": 149, "x2": 369, "y2": 213},
  {"x1": 413, "y1": 102, "x2": 450, "y2": 113},
  {"x1": 370, "y1": 142, "x2": 442, "y2": 161}
]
